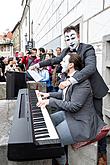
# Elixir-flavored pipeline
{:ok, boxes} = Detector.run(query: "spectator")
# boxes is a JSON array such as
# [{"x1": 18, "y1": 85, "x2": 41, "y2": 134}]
[
  {"x1": 5, "y1": 57, "x2": 20, "y2": 73},
  {"x1": 0, "y1": 56, "x2": 6, "y2": 81},
  {"x1": 39, "y1": 47, "x2": 46, "y2": 61},
  {"x1": 46, "y1": 49, "x2": 55, "y2": 58},
  {"x1": 17, "y1": 52, "x2": 25, "y2": 72},
  {"x1": 22, "y1": 48, "x2": 40, "y2": 80},
  {"x1": 22, "y1": 48, "x2": 40, "y2": 70},
  {"x1": 52, "y1": 47, "x2": 62, "y2": 91},
  {"x1": 38, "y1": 67, "x2": 51, "y2": 92},
  {"x1": 56, "y1": 47, "x2": 61, "y2": 56}
]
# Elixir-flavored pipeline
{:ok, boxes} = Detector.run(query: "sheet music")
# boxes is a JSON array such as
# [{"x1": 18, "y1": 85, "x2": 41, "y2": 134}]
[{"x1": 27, "y1": 69, "x2": 43, "y2": 82}]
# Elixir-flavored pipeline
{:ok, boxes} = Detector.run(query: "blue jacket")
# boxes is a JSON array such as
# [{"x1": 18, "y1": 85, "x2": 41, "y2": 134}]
[{"x1": 39, "y1": 69, "x2": 51, "y2": 87}]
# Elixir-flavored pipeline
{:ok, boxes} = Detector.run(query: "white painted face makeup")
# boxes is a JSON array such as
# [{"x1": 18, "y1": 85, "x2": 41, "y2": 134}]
[
  {"x1": 64, "y1": 30, "x2": 79, "y2": 51},
  {"x1": 60, "y1": 54, "x2": 70, "y2": 73}
]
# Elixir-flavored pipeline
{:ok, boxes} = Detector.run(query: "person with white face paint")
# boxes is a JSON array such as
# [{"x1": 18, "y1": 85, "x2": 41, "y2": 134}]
[
  {"x1": 64, "y1": 30, "x2": 79, "y2": 51},
  {"x1": 30, "y1": 25, "x2": 108, "y2": 164},
  {"x1": 60, "y1": 55, "x2": 70, "y2": 73}
]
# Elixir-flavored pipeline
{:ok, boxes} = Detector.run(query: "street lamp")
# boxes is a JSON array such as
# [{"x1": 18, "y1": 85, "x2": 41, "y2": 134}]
[
  {"x1": 26, "y1": 3, "x2": 30, "y2": 41},
  {"x1": 24, "y1": 33, "x2": 27, "y2": 45},
  {"x1": 25, "y1": 1, "x2": 33, "y2": 50}
]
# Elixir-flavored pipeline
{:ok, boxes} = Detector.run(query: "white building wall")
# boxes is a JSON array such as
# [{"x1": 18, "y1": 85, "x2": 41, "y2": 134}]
[
  {"x1": 20, "y1": 8, "x2": 30, "y2": 53},
  {"x1": 21, "y1": 0, "x2": 110, "y2": 73},
  {"x1": 88, "y1": 8, "x2": 110, "y2": 43}
]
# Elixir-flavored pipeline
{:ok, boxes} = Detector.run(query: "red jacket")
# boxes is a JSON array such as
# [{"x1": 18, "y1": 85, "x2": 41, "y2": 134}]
[{"x1": 22, "y1": 55, "x2": 40, "y2": 70}]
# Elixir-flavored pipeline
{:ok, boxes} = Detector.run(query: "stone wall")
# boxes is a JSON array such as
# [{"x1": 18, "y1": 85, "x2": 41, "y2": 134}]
[
  {"x1": 68, "y1": 143, "x2": 97, "y2": 165},
  {"x1": 0, "y1": 81, "x2": 47, "y2": 100},
  {"x1": 0, "y1": 82, "x2": 6, "y2": 99}
]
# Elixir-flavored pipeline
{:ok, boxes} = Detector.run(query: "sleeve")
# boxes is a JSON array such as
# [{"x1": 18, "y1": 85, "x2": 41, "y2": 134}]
[
  {"x1": 49, "y1": 90, "x2": 63, "y2": 99},
  {"x1": 72, "y1": 44, "x2": 96, "y2": 83},
  {"x1": 39, "y1": 48, "x2": 69, "y2": 67},
  {"x1": 49, "y1": 80, "x2": 91, "y2": 113},
  {"x1": 22, "y1": 56, "x2": 27, "y2": 65}
]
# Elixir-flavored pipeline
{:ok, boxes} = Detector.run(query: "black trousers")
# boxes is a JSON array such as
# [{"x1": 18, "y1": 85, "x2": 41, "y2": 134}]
[{"x1": 93, "y1": 97, "x2": 107, "y2": 154}]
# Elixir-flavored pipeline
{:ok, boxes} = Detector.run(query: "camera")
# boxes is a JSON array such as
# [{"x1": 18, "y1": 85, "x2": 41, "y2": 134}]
[{"x1": 27, "y1": 50, "x2": 32, "y2": 55}]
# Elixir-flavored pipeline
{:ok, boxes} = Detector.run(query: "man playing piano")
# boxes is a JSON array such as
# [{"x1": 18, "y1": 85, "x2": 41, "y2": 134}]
[{"x1": 37, "y1": 53, "x2": 108, "y2": 165}]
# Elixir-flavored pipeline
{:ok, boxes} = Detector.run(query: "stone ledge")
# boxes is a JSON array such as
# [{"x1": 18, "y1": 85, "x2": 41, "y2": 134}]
[
  {"x1": 0, "y1": 82, "x2": 6, "y2": 99},
  {"x1": 68, "y1": 142, "x2": 97, "y2": 165}
]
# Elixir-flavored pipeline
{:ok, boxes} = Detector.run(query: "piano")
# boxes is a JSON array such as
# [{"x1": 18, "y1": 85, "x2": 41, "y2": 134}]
[{"x1": 7, "y1": 88, "x2": 64, "y2": 161}]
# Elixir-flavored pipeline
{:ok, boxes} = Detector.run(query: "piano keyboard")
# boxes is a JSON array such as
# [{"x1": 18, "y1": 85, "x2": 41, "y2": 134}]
[{"x1": 29, "y1": 90, "x2": 59, "y2": 141}]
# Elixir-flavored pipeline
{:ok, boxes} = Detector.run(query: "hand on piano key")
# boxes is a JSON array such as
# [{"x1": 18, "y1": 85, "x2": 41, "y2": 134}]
[
  {"x1": 37, "y1": 99, "x2": 49, "y2": 108},
  {"x1": 35, "y1": 90, "x2": 50, "y2": 99},
  {"x1": 35, "y1": 90, "x2": 49, "y2": 108},
  {"x1": 34, "y1": 90, "x2": 60, "y2": 140}
]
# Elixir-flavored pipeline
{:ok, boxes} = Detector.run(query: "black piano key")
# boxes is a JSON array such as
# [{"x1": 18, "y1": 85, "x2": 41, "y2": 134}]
[
  {"x1": 34, "y1": 123, "x2": 46, "y2": 129},
  {"x1": 33, "y1": 118, "x2": 44, "y2": 122},
  {"x1": 32, "y1": 111, "x2": 42, "y2": 115},
  {"x1": 34, "y1": 124, "x2": 47, "y2": 129},
  {"x1": 35, "y1": 135, "x2": 50, "y2": 139},
  {"x1": 34, "y1": 124, "x2": 46, "y2": 128},
  {"x1": 32, "y1": 114, "x2": 43, "y2": 118},
  {"x1": 34, "y1": 125, "x2": 46, "y2": 129},
  {"x1": 31, "y1": 106, "x2": 35, "y2": 108},
  {"x1": 32, "y1": 109, "x2": 38, "y2": 113},
  {"x1": 34, "y1": 113, "x2": 43, "y2": 118},
  {"x1": 34, "y1": 129, "x2": 49, "y2": 135},
  {"x1": 32, "y1": 111, "x2": 43, "y2": 116},
  {"x1": 32, "y1": 108, "x2": 41, "y2": 112}
]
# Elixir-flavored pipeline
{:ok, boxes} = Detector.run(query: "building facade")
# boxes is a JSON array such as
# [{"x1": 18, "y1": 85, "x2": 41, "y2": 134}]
[
  {"x1": 20, "y1": 0, "x2": 110, "y2": 126},
  {"x1": 12, "y1": 21, "x2": 21, "y2": 55},
  {"x1": 20, "y1": 0, "x2": 110, "y2": 72},
  {"x1": 0, "y1": 32, "x2": 13, "y2": 57}
]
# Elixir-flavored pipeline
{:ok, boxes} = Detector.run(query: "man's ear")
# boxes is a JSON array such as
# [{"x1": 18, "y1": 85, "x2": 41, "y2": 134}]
[
  {"x1": 69, "y1": 63, "x2": 74, "y2": 68},
  {"x1": 77, "y1": 33, "x2": 80, "y2": 39}
]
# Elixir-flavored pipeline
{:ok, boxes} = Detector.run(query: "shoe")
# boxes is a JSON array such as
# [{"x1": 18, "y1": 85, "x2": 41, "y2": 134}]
[{"x1": 97, "y1": 153, "x2": 107, "y2": 165}]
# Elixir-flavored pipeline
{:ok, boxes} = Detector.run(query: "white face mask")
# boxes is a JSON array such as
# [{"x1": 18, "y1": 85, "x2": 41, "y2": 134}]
[
  {"x1": 65, "y1": 30, "x2": 79, "y2": 51},
  {"x1": 61, "y1": 55, "x2": 70, "y2": 73}
]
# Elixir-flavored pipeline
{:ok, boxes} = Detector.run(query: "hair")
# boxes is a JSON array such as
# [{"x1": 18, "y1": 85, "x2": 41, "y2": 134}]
[
  {"x1": 39, "y1": 47, "x2": 45, "y2": 53},
  {"x1": 8, "y1": 57, "x2": 13, "y2": 64},
  {"x1": 56, "y1": 47, "x2": 61, "y2": 51},
  {"x1": 47, "y1": 49, "x2": 53, "y2": 54},
  {"x1": 64, "y1": 25, "x2": 79, "y2": 34},
  {"x1": 32, "y1": 48, "x2": 37, "y2": 52},
  {"x1": 68, "y1": 53, "x2": 83, "y2": 71}
]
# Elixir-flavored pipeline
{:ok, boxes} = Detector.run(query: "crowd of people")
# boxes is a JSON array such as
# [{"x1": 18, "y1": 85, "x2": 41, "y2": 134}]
[{"x1": 0, "y1": 47, "x2": 63, "y2": 92}]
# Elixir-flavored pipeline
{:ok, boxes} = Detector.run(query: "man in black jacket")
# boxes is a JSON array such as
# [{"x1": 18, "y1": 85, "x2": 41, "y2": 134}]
[{"x1": 30, "y1": 25, "x2": 108, "y2": 164}]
